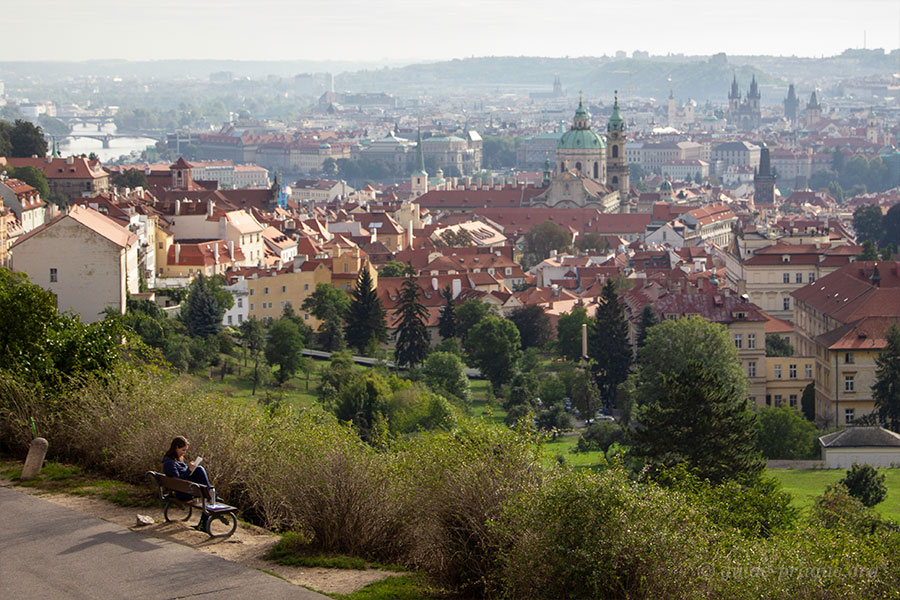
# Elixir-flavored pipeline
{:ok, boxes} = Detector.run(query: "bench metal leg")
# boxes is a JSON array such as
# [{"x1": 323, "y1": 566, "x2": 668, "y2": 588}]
[
  {"x1": 205, "y1": 512, "x2": 238, "y2": 538},
  {"x1": 163, "y1": 500, "x2": 193, "y2": 523}
]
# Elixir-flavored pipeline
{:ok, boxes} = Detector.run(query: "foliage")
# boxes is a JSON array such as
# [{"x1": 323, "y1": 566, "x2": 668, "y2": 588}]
[
  {"x1": 874, "y1": 322, "x2": 900, "y2": 432},
  {"x1": 629, "y1": 314, "x2": 746, "y2": 408},
  {"x1": 853, "y1": 204, "x2": 885, "y2": 244},
  {"x1": 632, "y1": 361, "x2": 764, "y2": 483},
  {"x1": 764, "y1": 333, "x2": 794, "y2": 357},
  {"x1": 345, "y1": 267, "x2": 387, "y2": 355},
  {"x1": 481, "y1": 135, "x2": 517, "y2": 169},
  {"x1": 858, "y1": 239, "x2": 880, "y2": 261},
  {"x1": 393, "y1": 277, "x2": 430, "y2": 368},
  {"x1": 422, "y1": 351, "x2": 470, "y2": 405},
  {"x1": 587, "y1": 280, "x2": 632, "y2": 408},
  {"x1": 378, "y1": 260, "x2": 414, "y2": 278},
  {"x1": 301, "y1": 283, "x2": 349, "y2": 351},
  {"x1": 809, "y1": 483, "x2": 888, "y2": 536},
  {"x1": 507, "y1": 305, "x2": 552, "y2": 349},
  {"x1": 332, "y1": 370, "x2": 391, "y2": 442},
  {"x1": 0, "y1": 119, "x2": 48, "y2": 158},
  {"x1": 455, "y1": 299, "x2": 492, "y2": 342},
  {"x1": 111, "y1": 168, "x2": 149, "y2": 189},
  {"x1": 569, "y1": 368, "x2": 599, "y2": 422},
  {"x1": 801, "y1": 381, "x2": 816, "y2": 422},
  {"x1": 537, "y1": 375, "x2": 566, "y2": 407},
  {"x1": 576, "y1": 421, "x2": 625, "y2": 453},
  {"x1": 239, "y1": 317, "x2": 266, "y2": 395},
  {"x1": 755, "y1": 406, "x2": 819, "y2": 459},
  {"x1": 635, "y1": 305, "x2": 658, "y2": 350},
  {"x1": 574, "y1": 232, "x2": 610, "y2": 253},
  {"x1": 523, "y1": 221, "x2": 571, "y2": 262},
  {"x1": 386, "y1": 384, "x2": 456, "y2": 434},
  {"x1": 810, "y1": 153, "x2": 897, "y2": 199},
  {"x1": 437, "y1": 285, "x2": 456, "y2": 341},
  {"x1": 840, "y1": 464, "x2": 888, "y2": 508},
  {"x1": 180, "y1": 274, "x2": 231, "y2": 338},
  {"x1": 464, "y1": 315, "x2": 521, "y2": 391},
  {"x1": 556, "y1": 305, "x2": 588, "y2": 361},
  {"x1": 265, "y1": 317, "x2": 306, "y2": 384},
  {"x1": 2, "y1": 165, "x2": 50, "y2": 200},
  {"x1": 535, "y1": 403, "x2": 572, "y2": 435},
  {"x1": 505, "y1": 371, "x2": 539, "y2": 408}
]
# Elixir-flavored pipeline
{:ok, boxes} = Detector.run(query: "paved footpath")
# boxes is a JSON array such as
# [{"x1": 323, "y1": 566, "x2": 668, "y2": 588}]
[{"x1": 0, "y1": 485, "x2": 327, "y2": 599}]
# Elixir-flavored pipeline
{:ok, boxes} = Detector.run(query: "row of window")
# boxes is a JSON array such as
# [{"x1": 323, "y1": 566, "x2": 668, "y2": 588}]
[
  {"x1": 733, "y1": 333, "x2": 756, "y2": 349},
  {"x1": 782, "y1": 272, "x2": 816, "y2": 284},
  {"x1": 748, "y1": 362, "x2": 813, "y2": 380},
  {"x1": 249, "y1": 283, "x2": 311, "y2": 296},
  {"x1": 766, "y1": 394, "x2": 799, "y2": 407}
]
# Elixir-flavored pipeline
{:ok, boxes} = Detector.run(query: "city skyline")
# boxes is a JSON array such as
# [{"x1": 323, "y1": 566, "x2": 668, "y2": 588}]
[{"x1": 4, "y1": 0, "x2": 900, "y2": 64}]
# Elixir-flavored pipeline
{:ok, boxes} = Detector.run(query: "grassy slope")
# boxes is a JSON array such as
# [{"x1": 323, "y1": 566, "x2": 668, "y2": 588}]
[{"x1": 768, "y1": 468, "x2": 900, "y2": 521}]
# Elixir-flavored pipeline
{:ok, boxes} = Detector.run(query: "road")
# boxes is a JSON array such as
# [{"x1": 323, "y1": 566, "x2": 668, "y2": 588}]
[{"x1": 0, "y1": 485, "x2": 326, "y2": 600}]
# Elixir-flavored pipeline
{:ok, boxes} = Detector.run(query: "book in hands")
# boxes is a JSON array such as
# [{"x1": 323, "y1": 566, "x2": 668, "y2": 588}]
[{"x1": 190, "y1": 456, "x2": 203, "y2": 474}]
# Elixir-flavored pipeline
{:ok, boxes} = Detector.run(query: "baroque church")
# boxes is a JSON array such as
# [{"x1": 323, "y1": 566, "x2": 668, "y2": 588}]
[
  {"x1": 530, "y1": 93, "x2": 630, "y2": 212},
  {"x1": 727, "y1": 74, "x2": 761, "y2": 130}
]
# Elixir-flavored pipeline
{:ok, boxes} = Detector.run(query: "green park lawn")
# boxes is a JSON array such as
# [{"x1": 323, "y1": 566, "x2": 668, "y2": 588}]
[{"x1": 768, "y1": 467, "x2": 900, "y2": 522}]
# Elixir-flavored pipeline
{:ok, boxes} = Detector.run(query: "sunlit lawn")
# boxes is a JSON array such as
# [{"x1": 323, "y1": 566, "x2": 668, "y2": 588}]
[{"x1": 768, "y1": 468, "x2": 900, "y2": 522}]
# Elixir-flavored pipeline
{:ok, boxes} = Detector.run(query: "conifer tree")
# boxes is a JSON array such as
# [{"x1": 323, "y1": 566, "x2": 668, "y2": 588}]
[
  {"x1": 394, "y1": 277, "x2": 430, "y2": 368},
  {"x1": 587, "y1": 279, "x2": 632, "y2": 409},
  {"x1": 182, "y1": 274, "x2": 223, "y2": 338},
  {"x1": 874, "y1": 322, "x2": 900, "y2": 432},
  {"x1": 344, "y1": 265, "x2": 386, "y2": 355},
  {"x1": 636, "y1": 305, "x2": 659, "y2": 350},
  {"x1": 438, "y1": 285, "x2": 456, "y2": 340}
]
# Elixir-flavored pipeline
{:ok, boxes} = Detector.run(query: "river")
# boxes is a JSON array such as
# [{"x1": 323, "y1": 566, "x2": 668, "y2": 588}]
[{"x1": 60, "y1": 124, "x2": 159, "y2": 164}]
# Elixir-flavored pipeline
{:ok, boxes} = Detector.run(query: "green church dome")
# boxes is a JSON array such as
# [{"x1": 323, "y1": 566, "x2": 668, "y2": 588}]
[{"x1": 558, "y1": 128, "x2": 606, "y2": 150}]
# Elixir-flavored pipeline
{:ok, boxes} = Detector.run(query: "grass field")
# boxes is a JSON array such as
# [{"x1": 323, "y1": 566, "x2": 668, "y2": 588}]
[{"x1": 767, "y1": 467, "x2": 900, "y2": 521}]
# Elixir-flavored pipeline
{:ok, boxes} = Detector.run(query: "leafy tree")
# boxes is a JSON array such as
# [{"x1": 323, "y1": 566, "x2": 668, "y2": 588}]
[
  {"x1": 301, "y1": 283, "x2": 349, "y2": 351},
  {"x1": 858, "y1": 240, "x2": 879, "y2": 261},
  {"x1": 587, "y1": 280, "x2": 632, "y2": 408},
  {"x1": 632, "y1": 361, "x2": 764, "y2": 483},
  {"x1": 801, "y1": 381, "x2": 816, "y2": 422},
  {"x1": 629, "y1": 315, "x2": 747, "y2": 408},
  {"x1": 853, "y1": 204, "x2": 884, "y2": 243},
  {"x1": 344, "y1": 266, "x2": 386, "y2": 355},
  {"x1": 840, "y1": 464, "x2": 887, "y2": 508},
  {"x1": 873, "y1": 322, "x2": 900, "y2": 432},
  {"x1": 7, "y1": 120, "x2": 48, "y2": 158},
  {"x1": 111, "y1": 168, "x2": 149, "y2": 189},
  {"x1": 464, "y1": 315, "x2": 521, "y2": 391},
  {"x1": 278, "y1": 303, "x2": 312, "y2": 345},
  {"x1": 422, "y1": 351, "x2": 470, "y2": 404},
  {"x1": 883, "y1": 204, "x2": 900, "y2": 248},
  {"x1": 508, "y1": 305, "x2": 552, "y2": 349},
  {"x1": 506, "y1": 370, "x2": 540, "y2": 408},
  {"x1": 577, "y1": 421, "x2": 625, "y2": 453},
  {"x1": 181, "y1": 274, "x2": 226, "y2": 337},
  {"x1": 379, "y1": 260, "x2": 414, "y2": 278},
  {"x1": 265, "y1": 317, "x2": 306, "y2": 384},
  {"x1": 574, "y1": 233, "x2": 610, "y2": 253},
  {"x1": 4, "y1": 165, "x2": 50, "y2": 200},
  {"x1": 0, "y1": 121, "x2": 11, "y2": 156},
  {"x1": 570, "y1": 368, "x2": 600, "y2": 422},
  {"x1": 755, "y1": 406, "x2": 818, "y2": 459},
  {"x1": 535, "y1": 403, "x2": 573, "y2": 436},
  {"x1": 456, "y1": 298, "x2": 492, "y2": 342},
  {"x1": 524, "y1": 221, "x2": 571, "y2": 262},
  {"x1": 333, "y1": 371, "x2": 391, "y2": 442},
  {"x1": 239, "y1": 317, "x2": 266, "y2": 395},
  {"x1": 765, "y1": 333, "x2": 794, "y2": 357},
  {"x1": 636, "y1": 305, "x2": 659, "y2": 350},
  {"x1": 556, "y1": 305, "x2": 589, "y2": 361},
  {"x1": 481, "y1": 135, "x2": 518, "y2": 169},
  {"x1": 537, "y1": 375, "x2": 566, "y2": 407},
  {"x1": 393, "y1": 277, "x2": 430, "y2": 368},
  {"x1": 438, "y1": 285, "x2": 456, "y2": 341}
]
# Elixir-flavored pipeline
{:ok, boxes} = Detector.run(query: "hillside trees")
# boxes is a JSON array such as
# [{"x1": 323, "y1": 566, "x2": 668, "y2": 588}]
[
  {"x1": 0, "y1": 119, "x2": 48, "y2": 158},
  {"x1": 523, "y1": 221, "x2": 571, "y2": 263},
  {"x1": 181, "y1": 274, "x2": 231, "y2": 338},
  {"x1": 301, "y1": 283, "x2": 349, "y2": 351},
  {"x1": 344, "y1": 267, "x2": 386, "y2": 355}
]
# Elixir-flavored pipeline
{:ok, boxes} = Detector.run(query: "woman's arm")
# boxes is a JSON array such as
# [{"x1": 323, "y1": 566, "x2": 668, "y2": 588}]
[{"x1": 162, "y1": 455, "x2": 189, "y2": 479}]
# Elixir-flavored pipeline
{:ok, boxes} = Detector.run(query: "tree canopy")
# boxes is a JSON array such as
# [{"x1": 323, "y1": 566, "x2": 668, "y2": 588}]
[
  {"x1": 438, "y1": 285, "x2": 456, "y2": 341},
  {"x1": 111, "y1": 169, "x2": 149, "y2": 189},
  {"x1": 556, "y1": 305, "x2": 589, "y2": 361},
  {"x1": 587, "y1": 280, "x2": 632, "y2": 408},
  {"x1": 345, "y1": 266, "x2": 386, "y2": 355},
  {"x1": 181, "y1": 274, "x2": 229, "y2": 338},
  {"x1": 874, "y1": 322, "x2": 900, "y2": 432},
  {"x1": 523, "y1": 221, "x2": 571, "y2": 263},
  {"x1": 3, "y1": 165, "x2": 50, "y2": 200},
  {"x1": 0, "y1": 119, "x2": 48, "y2": 158},
  {"x1": 265, "y1": 316, "x2": 306, "y2": 384},
  {"x1": 301, "y1": 283, "x2": 349, "y2": 351},
  {"x1": 765, "y1": 333, "x2": 794, "y2": 358},
  {"x1": 464, "y1": 314, "x2": 521, "y2": 391},
  {"x1": 508, "y1": 305, "x2": 552, "y2": 350},
  {"x1": 393, "y1": 277, "x2": 430, "y2": 368}
]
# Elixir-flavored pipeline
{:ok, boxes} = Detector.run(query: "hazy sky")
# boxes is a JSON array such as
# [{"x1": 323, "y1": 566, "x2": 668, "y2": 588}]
[{"x1": 7, "y1": 0, "x2": 900, "y2": 63}]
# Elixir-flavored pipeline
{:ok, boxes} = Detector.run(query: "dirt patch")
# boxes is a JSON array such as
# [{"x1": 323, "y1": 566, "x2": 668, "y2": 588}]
[{"x1": 4, "y1": 480, "x2": 399, "y2": 596}]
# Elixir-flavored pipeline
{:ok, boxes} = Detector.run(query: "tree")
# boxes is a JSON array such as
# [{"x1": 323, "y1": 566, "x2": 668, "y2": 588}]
[
  {"x1": 301, "y1": 283, "x2": 349, "y2": 351},
  {"x1": 632, "y1": 361, "x2": 764, "y2": 483},
  {"x1": 756, "y1": 406, "x2": 818, "y2": 459},
  {"x1": 524, "y1": 221, "x2": 571, "y2": 262},
  {"x1": 883, "y1": 204, "x2": 900, "y2": 249},
  {"x1": 508, "y1": 305, "x2": 552, "y2": 349},
  {"x1": 8, "y1": 120, "x2": 48, "y2": 158},
  {"x1": 840, "y1": 464, "x2": 887, "y2": 508},
  {"x1": 181, "y1": 274, "x2": 225, "y2": 338},
  {"x1": 556, "y1": 305, "x2": 589, "y2": 361},
  {"x1": 801, "y1": 381, "x2": 816, "y2": 422},
  {"x1": 629, "y1": 315, "x2": 747, "y2": 408},
  {"x1": 765, "y1": 333, "x2": 794, "y2": 357},
  {"x1": 858, "y1": 240, "x2": 879, "y2": 261},
  {"x1": 379, "y1": 260, "x2": 414, "y2": 278},
  {"x1": 464, "y1": 315, "x2": 521, "y2": 391},
  {"x1": 456, "y1": 298, "x2": 491, "y2": 342},
  {"x1": 570, "y1": 368, "x2": 600, "y2": 422},
  {"x1": 422, "y1": 351, "x2": 470, "y2": 404},
  {"x1": 393, "y1": 277, "x2": 430, "y2": 368},
  {"x1": 345, "y1": 266, "x2": 386, "y2": 355},
  {"x1": 636, "y1": 305, "x2": 659, "y2": 350},
  {"x1": 239, "y1": 317, "x2": 266, "y2": 395},
  {"x1": 587, "y1": 280, "x2": 632, "y2": 408},
  {"x1": 4, "y1": 165, "x2": 50, "y2": 200},
  {"x1": 111, "y1": 168, "x2": 149, "y2": 189},
  {"x1": 265, "y1": 317, "x2": 305, "y2": 384},
  {"x1": 574, "y1": 233, "x2": 609, "y2": 253},
  {"x1": 437, "y1": 285, "x2": 456, "y2": 341},
  {"x1": 873, "y1": 322, "x2": 900, "y2": 432},
  {"x1": 853, "y1": 205, "x2": 884, "y2": 243}
]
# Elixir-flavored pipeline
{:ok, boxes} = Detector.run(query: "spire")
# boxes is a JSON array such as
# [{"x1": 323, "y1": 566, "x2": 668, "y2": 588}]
[
  {"x1": 607, "y1": 90, "x2": 624, "y2": 132},
  {"x1": 413, "y1": 127, "x2": 427, "y2": 176},
  {"x1": 749, "y1": 74, "x2": 759, "y2": 98},
  {"x1": 573, "y1": 90, "x2": 590, "y2": 129},
  {"x1": 730, "y1": 73, "x2": 740, "y2": 99},
  {"x1": 542, "y1": 154, "x2": 552, "y2": 187}
]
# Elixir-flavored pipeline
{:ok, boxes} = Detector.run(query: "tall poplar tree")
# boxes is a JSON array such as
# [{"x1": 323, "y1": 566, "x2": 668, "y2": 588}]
[
  {"x1": 394, "y1": 277, "x2": 430, "y2": 368},
  {"x1": 344, "y1": 265, "x2": 386, "y2": 355},
  {"x1": 587, "y1": 279, "x2": 632, "y2": 409}
]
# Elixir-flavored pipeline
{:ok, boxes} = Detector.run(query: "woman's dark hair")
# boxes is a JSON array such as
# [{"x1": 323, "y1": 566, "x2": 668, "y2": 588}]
[{"x1": 165, "y1": 436, "x2": 189, "y2": 460}]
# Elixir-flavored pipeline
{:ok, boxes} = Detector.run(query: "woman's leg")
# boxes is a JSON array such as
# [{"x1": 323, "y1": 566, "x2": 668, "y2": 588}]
[{"x1": 187, "y1": 465, "x2": 211, "y2": 487}]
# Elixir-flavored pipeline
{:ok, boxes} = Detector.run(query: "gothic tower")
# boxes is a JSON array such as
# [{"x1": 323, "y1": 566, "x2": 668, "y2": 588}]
[
  {"x1": 746, "y1": 75, "x2": 761, "y2": 128},
  {"x1": 806, "y1": 91, "x2": 821, "y2": 127},
  {"x1": 784, "y1": 84, "x2": 799, "y2": 124},
  {"x1": 606, "y1": 91, "x2": 630, "y2": 199},
  {"x1": 753, "y1": 144, "x2": 777, "y2": 206},
  {"x1": 728, "y1": 73, "x2": 741, "y2": 122},
  {"x1": 410, "y1": 128, "x2": 428, "y2": 199},
  {"x1": 866, "y1": 110, "x2": 880, "y2": 144}
]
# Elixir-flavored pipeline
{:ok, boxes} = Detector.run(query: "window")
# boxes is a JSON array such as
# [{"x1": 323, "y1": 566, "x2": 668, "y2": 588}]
[
  {"x1": 227, "y1": 315, "x2": 232, "y2": 325},
  {"x1": 304, "y1": 313, "x2": 309, "y2": 320},
  {"x1": 789, "y1": 394, "x2": 798, "y2": 408},
  {"x1": 49, "y1": 268, "x2": 57, "y2": 283},
  {"x1": 264, "y1": 287, "x2": 269, "y2": 295},
  {"x1": 237, "y1": 298, "x2": 242, "y2": 308},
  {"x1": 808, "y1": 273, "x2": 815, "y2": 283},
  {"x1": 280, "y1": 301, "x2": 285, "y2": 308},
  {"x1": 237, "y1": 314, "x2": 243, "y2": 323},
  {"x1": 783, "y1": 273, "x2": 790, "y2": 283},
  {"x1": 748, "y1": 361, "x2": 756, "y2": 378},
  {"x1": 845, "y1": 408, "x2": 855, "y2": 425},
  {"x1": 747, "y1": 333, "x2": 756, "y2": 349},
  {"x1": 250, "y1": 303, "x2": 254, "y2": 310},
  {"x1": 805, "y1": 364, "x2": 813, "y2": 379},
  {"x1": 734, "y1": 334, "x2": 743, "y2": 349},
  {"x1": 304, "y1": 283, "x2": 309, "y2": 291},
  {"x1": 783, "y1": 297, "x2": 791, "y2": 311},
  {"x1": 250, "y1": 289, "x2": 255, "y2": 296},
  {"x1": 844, "y1": 375, "x2": 855, "y2": 393},
  {"x1": 845, "y1": 352, "x2": 854, "y2": 364},
  {"x1": 774, "y1": 364, "x2": 782, "y2": 379},
  {"x1": 795, "y1": 273, "x2": 803, "y2": 283},
  {"x1": 774, "y1": 395, "x2": 783, "y2": 407},
  {"x1": 789, "y1": 364, "x2": 797, "y2": 379}
]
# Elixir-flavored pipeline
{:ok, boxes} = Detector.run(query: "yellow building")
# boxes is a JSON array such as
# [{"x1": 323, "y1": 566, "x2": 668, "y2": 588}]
[
  {"x1": 245, "y1": 260, "x2": 333, "y2": 325},
  {"x1": 765, "y1": 356, "x2": 814, "y2": 409}
]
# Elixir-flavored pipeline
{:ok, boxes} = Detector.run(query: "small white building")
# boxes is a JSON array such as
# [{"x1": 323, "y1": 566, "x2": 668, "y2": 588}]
[
  {"x1": 819, "y1": 427, "x2": 900, "y2": 469},
  {"x1": 11, "y1": 205, "x2": 140, "y2": 322},
  {"x1": 222, "y1": 276, "x2": 249, "y2": 328}
]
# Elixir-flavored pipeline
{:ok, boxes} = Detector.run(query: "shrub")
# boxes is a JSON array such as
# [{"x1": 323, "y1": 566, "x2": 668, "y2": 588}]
[
  {"x1": 576, "y1": 422, "x2": 625, "y2": 453},
  {"x1": 840, "y1": 464, "x2": 888, "y2": 508},
  {"x1": 422, "y1": 351, "x2": 470, "y2": 405},
  {"x1": 756, "y1": 406, "x2": 819, "y2": 459}
]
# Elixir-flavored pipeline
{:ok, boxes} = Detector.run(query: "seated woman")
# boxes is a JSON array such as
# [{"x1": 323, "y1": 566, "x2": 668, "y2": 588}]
[{"x1": 162, "y1": 436, "x2": 217, "y2": 529}]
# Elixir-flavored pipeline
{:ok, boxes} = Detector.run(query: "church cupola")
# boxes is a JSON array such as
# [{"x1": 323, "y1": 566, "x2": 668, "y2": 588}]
[{"x1": 573, "y1": 92, "x2": 591, "y2": 130}]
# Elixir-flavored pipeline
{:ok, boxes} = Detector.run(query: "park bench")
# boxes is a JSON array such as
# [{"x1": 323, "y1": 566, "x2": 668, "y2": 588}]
[{"x1": 146, "y1": 471, "x2": 238, "y2": 538}]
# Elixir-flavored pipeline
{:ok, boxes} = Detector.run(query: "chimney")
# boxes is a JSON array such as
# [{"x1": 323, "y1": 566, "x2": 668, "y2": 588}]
[
  {"x1": 452, "y1": 278, "x2": 461, "y2": 299},
  {"x1": 275, "y1": 259, "x2": 282, "y2": 270},
  {"x1": 175, "y1": 243, "x2": 181, "y2": 264},
  {"x1": 370, "y1": 226, "x2": 377, "y2": 243},
  {"x1": 407, "y1": 220, "x2": 414, "y2": 249},
  {"x1": 207, "y1": 199, "x2": 214, "y2": 217},
  {"x1": 432, "y1": 277, "x2": 439, "y2": 291},
  {"x1": 66, "y1": 156, "x2": 74, "y2": 165},
  {"x1": 213, "y1": 243, "x2": 220, "y2": 263},
  {"x1": 175, "y1": 199, "x2": 181, "y2": 215},
  {"x1": 228, "y1": 240, "x2": 235, "y2": 259}
]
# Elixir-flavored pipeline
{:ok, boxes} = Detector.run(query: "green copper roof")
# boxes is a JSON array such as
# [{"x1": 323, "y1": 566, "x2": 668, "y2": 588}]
[
  {"x1": 659, "y1": 179, "x2": 673, "y2": 191},
  {"x1": 574, "y1": 98, "x2": 590, "y2": 121},
  {"x1": 607, "y1": 91, "x2": 625, "y2": 132},
  {"x1": 558, "y1": 128, "x2": 605, "y2": 149}
]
